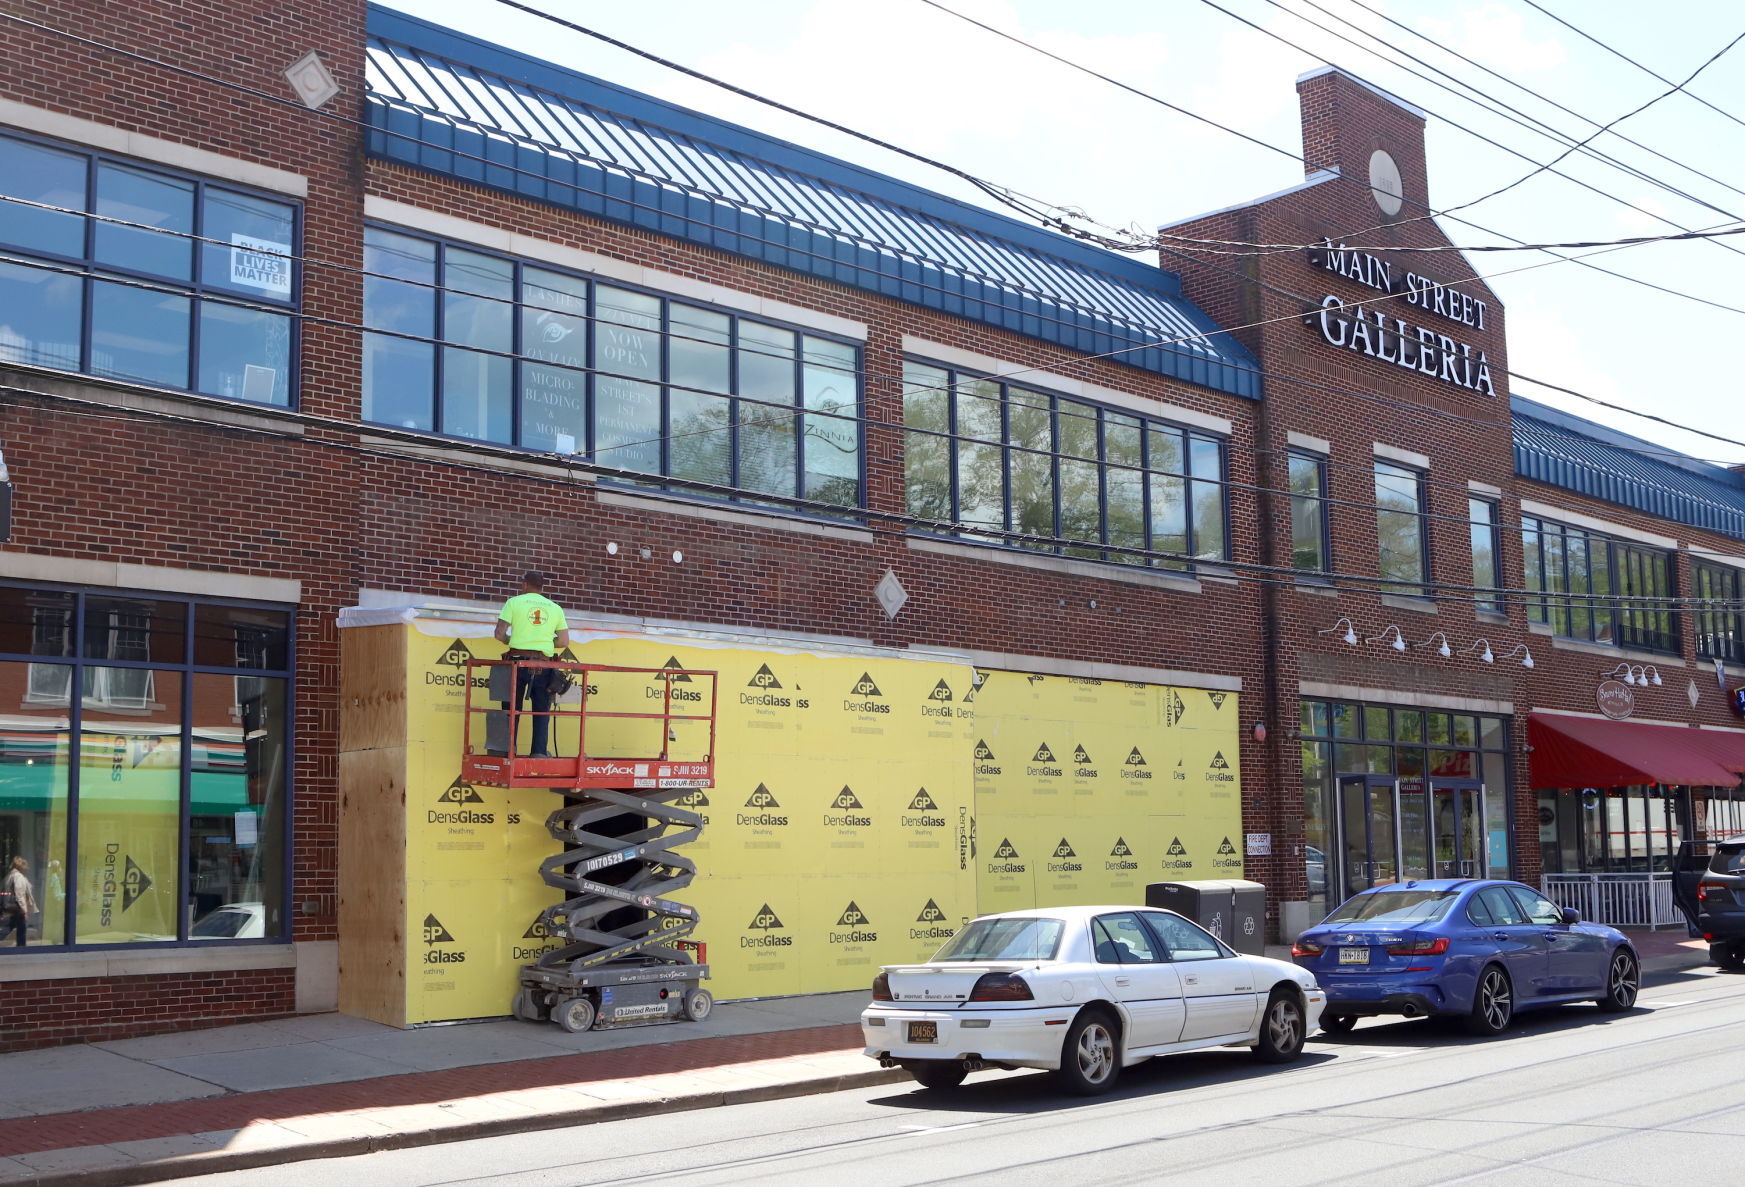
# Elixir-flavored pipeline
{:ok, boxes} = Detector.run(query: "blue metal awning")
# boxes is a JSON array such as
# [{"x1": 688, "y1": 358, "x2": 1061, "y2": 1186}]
[
  {"x1": 1513, "y1": 396, "x2": 1745, "y2": 542},
  {"x1": 362, "y1": 8, "x2": 1259, "y2": 399}
]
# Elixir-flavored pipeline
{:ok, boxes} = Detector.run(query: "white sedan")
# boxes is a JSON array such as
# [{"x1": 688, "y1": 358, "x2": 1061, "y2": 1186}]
[{"x1": 862, "y1": 905, "x2": 1325, "y2": 1094}]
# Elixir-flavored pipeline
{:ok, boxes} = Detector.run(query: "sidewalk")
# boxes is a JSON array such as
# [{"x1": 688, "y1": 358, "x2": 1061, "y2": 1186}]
[{"x1": 0, "y1": 930, "x2": 1713, "y2": 1186}]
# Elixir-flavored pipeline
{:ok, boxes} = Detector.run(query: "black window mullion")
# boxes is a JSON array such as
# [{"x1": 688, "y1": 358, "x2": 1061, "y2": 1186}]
[
  {"x1": 726, "y1": 313, "x2": 741, "y2": 491},
  {"x1": 178, "y1": 601, "x2": 194, "y2": 941},
  {"x1": 659, "y1": 297, "x2": 672, "y2": 481}
]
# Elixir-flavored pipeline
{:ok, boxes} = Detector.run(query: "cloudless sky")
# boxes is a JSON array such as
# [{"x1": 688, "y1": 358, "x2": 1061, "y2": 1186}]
[{"x1": 382, "y1": 0, "x2": 1745, "y2": 468}]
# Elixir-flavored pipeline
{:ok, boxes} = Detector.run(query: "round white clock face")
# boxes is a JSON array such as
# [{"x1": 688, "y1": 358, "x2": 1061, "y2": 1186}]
[{"x1": 1368, "y1": 149, "x2": 1404, "y2": 217}]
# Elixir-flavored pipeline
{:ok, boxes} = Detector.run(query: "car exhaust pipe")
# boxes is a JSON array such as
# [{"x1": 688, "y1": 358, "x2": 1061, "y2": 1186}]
[{"x1": 1400, "y1": 1003, "x2": 1420, "y2": 1018}]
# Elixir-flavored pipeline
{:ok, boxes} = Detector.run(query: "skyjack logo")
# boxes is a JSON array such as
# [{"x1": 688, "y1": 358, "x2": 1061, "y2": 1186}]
[{"x1": 747, "y1": 664, "x2": 782, "y2": 689}]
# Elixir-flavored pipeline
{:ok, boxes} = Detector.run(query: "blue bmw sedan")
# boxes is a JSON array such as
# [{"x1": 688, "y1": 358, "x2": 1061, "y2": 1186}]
[{"x1": 1292, "y1": 879, "x2": 1639, "y2": 1036}]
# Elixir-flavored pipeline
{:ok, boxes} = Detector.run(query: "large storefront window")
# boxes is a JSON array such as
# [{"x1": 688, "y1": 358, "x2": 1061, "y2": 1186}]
[
  {"x1": 1299, "y1": 698, "x2": 1511, "y2": 920},
  {"x1": 902, "y1": 359, "x2": 1229, "y2": 567},
  {"x1": 361, "y1": 226, "x2": 861, "y2": 510},
  {"x1": 1538, "y1": 785, "x2": 1688, "y2": 873},
  {"x1": 0, "y1": 130, "x2": 298, "y2": 405},
  {"x1": 1521, "y1": 516, "x2": 1679, "y2": 654},
  {"x1": 0, "y1": 584, "x2": 290, "y2": 948}
]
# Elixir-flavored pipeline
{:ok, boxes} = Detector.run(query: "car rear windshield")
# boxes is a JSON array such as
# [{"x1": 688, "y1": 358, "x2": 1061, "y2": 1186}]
[
  {"x1": 932, "y1": 917, "x2": 1063, "y2": 962},
  {"x1": 1326, "y1": 890, "x2": 1458, "y2": 925},
  {"x1": 1710, "y1": 847, "x2": 1745, "y2": 875}
]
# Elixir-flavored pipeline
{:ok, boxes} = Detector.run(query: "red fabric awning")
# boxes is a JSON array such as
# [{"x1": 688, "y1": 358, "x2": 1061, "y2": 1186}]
[{"x1": 1528, "y1": 713, "x2": 1745, "y2": 788}]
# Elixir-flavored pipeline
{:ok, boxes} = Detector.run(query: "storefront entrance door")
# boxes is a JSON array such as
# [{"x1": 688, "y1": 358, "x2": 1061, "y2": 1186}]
[
  {"x1": 1430, "y1": 780, "x2": 1487, "y2": 879},
  {"x1": 1336, "y1": 775, "x2": 1400, "y2": 898}
]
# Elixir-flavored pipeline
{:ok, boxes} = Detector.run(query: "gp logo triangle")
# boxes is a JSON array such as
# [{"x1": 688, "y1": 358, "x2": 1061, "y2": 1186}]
[
  {"x1": 1033, "y1": 742, "x2": 1056, "y2": 762},
  {"x1": 832, "y1": 786, "x2": 864, "y2": 809},
  {"x1": 1073, "y1": 744, "x2": 1093, "y2": 764},
  {"x1": 993, "y1": 838, "x2": 1020, "y2": 859},
  {"x1": 1217, "y1": 836, "x2": 1238, "y2": 855},
  {"x1": 423, "y1": 913, "x2": 455, "y2": 944},
  {"x1": 436, "y1": 638, "x2": 474, "y2": 668},
  {"x1": 929, "y1": 678, "x2": 953, "y2": 702},
  {"x1": 1209, "y1": 752, "x2": 1230, "y2": 769},
  {"x1": 745, "y1": 784, "x2": 780, "y2": 808},
  {"x1": 908, "y1": 788, "x2": 940, "y2": 810},
  {"x1": 437, "y1": 776, "x2": 484, "y2": 805},
  {"x1": 749, "y1": 904, "x2": 784, "y2": 930},
  {"x1": 661, "y1": 656, "x2": 693, "y2": 683},
  {"x1": 522, "y1": 915, "x2": 553, "y2": 940},
  {"x1": 917, "y1": 899, "x2": 947, "y2": 923},
  {"x1": 122, "y1": 857, "x2": 153, "y2": 911},
  {"x1": 974, "y1": 740, "x2": 995, "y2": 760},
  {"x1": 1126, "y1": 747, "x2": 1147, "y2": 766},
  {"x1": 1053, "y1": 838, "x2": 1076, "y2": 858},
  {"x1": 1111, "y1": 837, "x2": 1133, "y2": 857},
  {"x1": 1209, "y1": 691, "x2": 1228, "y2": 709},
  {"x1": 836, "y1": 901, "x2": 870, "y2": 926},
  {"x1": 747, "y1": 664, "x2": 782, "y2": 689},
  {"x1": 850, "y1": 672, "x2": 883, "y2": 697},
  {"x1": 1166, "y1": 837, "x2": 1188, "y2": 857}
]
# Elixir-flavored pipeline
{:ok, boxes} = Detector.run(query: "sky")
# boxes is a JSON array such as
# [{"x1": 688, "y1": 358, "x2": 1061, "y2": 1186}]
[{"x1": 380, "y1": 0, "x2": 1745, "y2": 469}]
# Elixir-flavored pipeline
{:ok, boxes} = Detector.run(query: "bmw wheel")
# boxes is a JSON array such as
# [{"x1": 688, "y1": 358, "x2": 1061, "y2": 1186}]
[
  {"x1": 1054, "y1": 1008, "x2": 1121, "y2": 1095},
  {"x1": 1595, "y1": 949, "x2": 1639, "y2": 1012},
  {"x1": 1253, "y1": 990, "x2": 1306, "y2": 1062},
  {"x1": 1464, "y1": 966, "x2": 1514, "y2": 1036}
]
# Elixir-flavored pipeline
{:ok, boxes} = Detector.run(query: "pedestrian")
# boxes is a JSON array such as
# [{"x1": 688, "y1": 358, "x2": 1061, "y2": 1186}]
[
  {"x1": 494, "y1": 570, "x2": 571, "y2": 758},
  {"x1": 2, "y1": 857, "x2": 37, "y2": 948}
]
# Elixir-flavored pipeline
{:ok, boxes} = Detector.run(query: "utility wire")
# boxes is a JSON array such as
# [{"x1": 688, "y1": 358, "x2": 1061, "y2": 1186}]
[{"x1": 1523, "y1": 0, "x2": 1745, "y2": 133}]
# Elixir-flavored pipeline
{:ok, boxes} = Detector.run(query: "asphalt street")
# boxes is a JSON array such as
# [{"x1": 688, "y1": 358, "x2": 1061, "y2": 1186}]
[{"x1": 176, "y1": 965, "x2": 1745, "y2": 1187}]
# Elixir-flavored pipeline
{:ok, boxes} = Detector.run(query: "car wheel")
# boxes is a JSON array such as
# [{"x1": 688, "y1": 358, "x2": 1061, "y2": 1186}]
[
  {"x1": 1253, "y1": 990, "x2": 1306, "y2": 1062},
  {"x1": 1595, "y1": 949, "x2": 1639, "y2": 1012},
  {"x1": 906, "y1": 1062, "x2": 968, "y2": 1091},
  {"x1": 1713, "y1": 941, "x2": 1745, "y2": 972},
  {"x1": 1054, "y1": 1007, "x2": 1121, "y2": 1095},
  {"x1": 554, "y1": 995, "x2": 596, "y2": 1034},
  {"x1": 1464, "y1": 966, "x2": 1513, "y2": 1036},
  {"x1": 679, "y1": 987, "x2": 713, "y2": 1022},
  {"x1": 1319, "y1": 1013, "x2": 1358, "y2": 1035}
]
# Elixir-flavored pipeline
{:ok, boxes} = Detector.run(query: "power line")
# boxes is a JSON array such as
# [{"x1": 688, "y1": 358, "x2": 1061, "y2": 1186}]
[{"x1": 1523, "y1": 0, "x2": 1745, "y2": 133}]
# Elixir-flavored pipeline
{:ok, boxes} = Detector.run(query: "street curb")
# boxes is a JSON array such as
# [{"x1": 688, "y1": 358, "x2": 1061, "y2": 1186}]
[{"x1": 13, "y1": 1065, "x2": 911, "y2": 1187}]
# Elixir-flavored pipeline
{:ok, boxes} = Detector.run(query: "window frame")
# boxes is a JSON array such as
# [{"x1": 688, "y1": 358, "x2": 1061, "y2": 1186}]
[
  {"x1": 1467, "y1": 495, "x2": 1502, "y2": 612},
  {"x1": 0, "y1": 126, "x2": 302, "y2": 407},
  {"x1": 1287, "y1": 448, "x2": 1331, "y2": 574},
  {"x1": 901, "y1": 356, "x2": 1231, "y2": 570},
  {"x1": 1694, "y1": 560, "x2": 1744, "y2": 663},
  {"x1": 1521, "y1": 516, "x2": 1680, "y2": 654},
  {"x1": 360, "y1": 223, "x2": 865, "y2": 516},
  {"x1": 0, "y1": 580, "x2": 296, "y2": 952},
  {"x1": 1373, "y1": 460, "x2": 1429, "y2": 592}
]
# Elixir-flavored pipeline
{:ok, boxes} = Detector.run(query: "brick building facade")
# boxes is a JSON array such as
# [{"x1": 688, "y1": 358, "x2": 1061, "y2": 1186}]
[{"x1": 0, "y1": 3, "x2": 1739, "y2": 1047}]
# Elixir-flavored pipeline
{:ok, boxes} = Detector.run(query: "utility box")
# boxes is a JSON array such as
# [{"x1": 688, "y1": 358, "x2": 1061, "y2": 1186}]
[{"x1": 1148, "y1": 879, "x2": 1267, "y2": 954}]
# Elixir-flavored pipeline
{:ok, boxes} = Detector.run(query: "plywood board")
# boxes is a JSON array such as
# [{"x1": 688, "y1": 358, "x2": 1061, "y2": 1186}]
[
  {"x1": 338, "y1": 745, "x2": 409, "y2": 1027},
  {"x1": 340, "y1": 625, "x2": 407, "y2": 754}
]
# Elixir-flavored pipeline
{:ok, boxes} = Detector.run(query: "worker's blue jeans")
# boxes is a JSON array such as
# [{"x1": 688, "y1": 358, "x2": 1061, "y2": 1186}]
[{"x1": 510, "y1": 665, "x2": 557, "y2": 756}]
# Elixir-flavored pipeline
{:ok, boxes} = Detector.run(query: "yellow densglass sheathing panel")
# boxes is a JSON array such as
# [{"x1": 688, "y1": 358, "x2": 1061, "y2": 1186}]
[{"x1": 358, "y1": 617, "x2": 1240, "y2": 1023}]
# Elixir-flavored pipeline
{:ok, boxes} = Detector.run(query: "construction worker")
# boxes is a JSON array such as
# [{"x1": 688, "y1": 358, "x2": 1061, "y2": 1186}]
[{"x1": 494, "y1": 570, "x2": 571, "y2": 757}]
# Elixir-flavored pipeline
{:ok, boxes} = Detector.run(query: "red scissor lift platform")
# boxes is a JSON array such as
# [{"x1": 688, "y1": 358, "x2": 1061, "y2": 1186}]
[{"x1": 460, "y1": 659, "x2": 720, "y2": 1033}]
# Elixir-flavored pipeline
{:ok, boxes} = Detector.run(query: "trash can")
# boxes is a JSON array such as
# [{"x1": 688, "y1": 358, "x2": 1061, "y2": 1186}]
[{"x1": 1147, "y1": 879, "x2": 1267, "y2": 954}]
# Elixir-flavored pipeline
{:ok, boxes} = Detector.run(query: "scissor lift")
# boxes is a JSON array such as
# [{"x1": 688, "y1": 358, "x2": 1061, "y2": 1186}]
[{"x1": 461, "y1": 659, "x2": 719, "y2": 1033}]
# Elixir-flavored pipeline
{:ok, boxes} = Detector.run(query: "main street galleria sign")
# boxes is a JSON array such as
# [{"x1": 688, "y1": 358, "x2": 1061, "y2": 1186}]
[{"x1": 1306, "y1": 239, "x2": 1497, "y2": 398}]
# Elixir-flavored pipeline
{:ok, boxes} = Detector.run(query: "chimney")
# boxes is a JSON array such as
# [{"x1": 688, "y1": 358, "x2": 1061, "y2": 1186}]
[{"x1": 1296, "y1": 66, "x2": 1430, "y2": 223}]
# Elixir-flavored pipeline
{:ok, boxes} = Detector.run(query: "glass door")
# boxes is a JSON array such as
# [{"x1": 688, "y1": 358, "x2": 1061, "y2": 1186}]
[
  {"x1": 1336, "y1": 775, "x2": 1401, "y2": 898},
  {"x1": 1430, "y1": 779, "x2": 1486, "y2": 878}
]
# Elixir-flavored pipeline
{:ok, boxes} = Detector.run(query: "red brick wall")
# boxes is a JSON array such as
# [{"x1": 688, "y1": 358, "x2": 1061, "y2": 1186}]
[{"x1": 0, "y1": 969, "x2": 294, "y2": 1053}]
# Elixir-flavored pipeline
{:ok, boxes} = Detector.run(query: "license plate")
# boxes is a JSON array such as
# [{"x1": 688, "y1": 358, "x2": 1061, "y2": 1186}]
[
  {"x1": 1338, "y1": 947, "x2": 1370, "y2": 965},
  {"x1": 908, "y1": 1020, "x2": 938, "y2": 1044}
]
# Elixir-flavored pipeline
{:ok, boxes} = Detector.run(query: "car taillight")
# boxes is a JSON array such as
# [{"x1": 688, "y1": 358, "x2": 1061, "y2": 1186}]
[
  {"x1": 1698, "y1": 883, "x2": 1730, "y2": 903},
  {"x1": 1292, "y1": 941, "x2": 1324, "y2": 957},
  {"x1": 968, "y1": 972, "x2": 1033, "y2": 1001},
  {"x1": 1385, "y1": 936, "x2": 1450, "y2": 956},
  {"x1": 872, "y1": 972, "x2": 893, "y2": 1001}
]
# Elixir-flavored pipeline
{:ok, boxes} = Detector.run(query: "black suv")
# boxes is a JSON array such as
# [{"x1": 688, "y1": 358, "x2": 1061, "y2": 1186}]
[{"x1": 1672, "y1": 837, "x2": 1745, "y2": 970}]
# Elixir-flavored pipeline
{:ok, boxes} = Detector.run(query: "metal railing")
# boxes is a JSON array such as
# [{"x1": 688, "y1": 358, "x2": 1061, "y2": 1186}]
[{"x1": 1541, "y1": 872, "x2": 1682, "y2": 930}]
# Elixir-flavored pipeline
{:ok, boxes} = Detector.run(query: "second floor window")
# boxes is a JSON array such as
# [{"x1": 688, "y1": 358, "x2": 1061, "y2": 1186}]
[
  {"x1": 1288, "y1": 451, "x2": 1329, "y2": 572},
  {"x1": 902, "y1": 360, "x2": 1228, "y2": 568},
  {"x1": 1468, "y1": 497, "x2": 1501, "y2": 612},
  {"x1": 1522, "y1": 516, "x2": 1679, "y2": 653},
  {"x1": 1374, "y1": 461, "x2": 1428, "y2": 591},
  {"x1": 1694, "y1": 561, "x2": 1743, "y2": 663},
  {"x1": 361, "y1": 226, "x2": 861, "y2": 510},
  {"x1": 0, "y1": 131, "x2": 297, "y2": 406}
]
